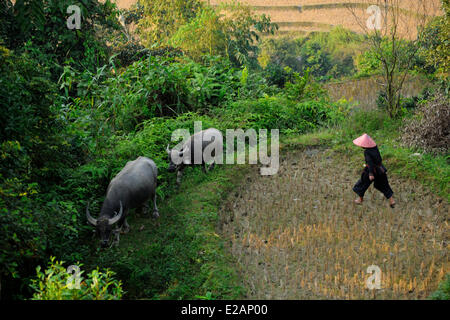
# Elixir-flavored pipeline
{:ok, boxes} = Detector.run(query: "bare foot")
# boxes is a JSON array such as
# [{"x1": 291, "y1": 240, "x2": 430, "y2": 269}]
[{"x1": 354, "y1": 197, "x2": 364, "y2": 205}]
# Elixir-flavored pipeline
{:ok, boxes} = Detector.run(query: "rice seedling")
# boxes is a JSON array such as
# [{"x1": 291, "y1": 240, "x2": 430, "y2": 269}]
[{"x1": 220, "y1": 149, "x2": 449, "y2": 299}]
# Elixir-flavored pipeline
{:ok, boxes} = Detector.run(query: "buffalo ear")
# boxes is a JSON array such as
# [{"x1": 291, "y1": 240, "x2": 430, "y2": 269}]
[
  {"x1": 108, "y1": 201, "x2": 124, "y2": 226},
  {"x1": 86, "y1": 202, "x2": 97, "y2": 226}
]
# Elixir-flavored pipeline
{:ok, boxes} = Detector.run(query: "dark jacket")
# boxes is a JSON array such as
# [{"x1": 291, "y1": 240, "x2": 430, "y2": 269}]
[{"x1": 364, "y1": 146, "x2": 387, "y2": 176}]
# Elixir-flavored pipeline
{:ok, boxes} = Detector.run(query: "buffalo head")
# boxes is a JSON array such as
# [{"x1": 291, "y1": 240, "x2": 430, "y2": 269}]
[
  {"x1": 166, "y1": 144, "x2": 189, "y2": 173},
  {"x1": 86, "y1": 201, "x2": 123, "y2": 248}
]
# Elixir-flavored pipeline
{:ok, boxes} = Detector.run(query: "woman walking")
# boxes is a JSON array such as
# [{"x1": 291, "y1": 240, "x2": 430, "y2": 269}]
[{"x1": 352, "y1": 134, "x2": 396, "y2": 208}]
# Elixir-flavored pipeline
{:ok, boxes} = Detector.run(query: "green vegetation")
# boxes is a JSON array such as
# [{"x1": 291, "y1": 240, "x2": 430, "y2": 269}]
[
  {"x1": 0, "y1": 0, "x2": 348, "y2": 300},
  {"x1": 136, "y1": 0, "x2": 203, "y2": 45},
  {"x1": 419, "y1": 0, "x2": 450, "y2": 88},
  {"x1": 259, "y1": 27, "x2": 364, "y2": 84},
  {"x1": 30, "y1": 257, "x2": 123, "y2": 300},
  {"x1": 171, "y1": 3, "x2": 277, "y2": 66}
]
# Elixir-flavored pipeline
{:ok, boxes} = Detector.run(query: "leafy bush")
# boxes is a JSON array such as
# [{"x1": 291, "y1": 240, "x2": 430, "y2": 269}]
[
  {"x1": 0, "y1": 46, "x2": 90, "y2": 299},
  {"x1": 218, "y1": 95, "x2": 349, "y2": 134},
  {"x1": 356, "y1": 38, "x2": 422, "y2": 78},
  {"x1": 60, "y1": 54, "x2": 243, "y2": 135},
  {"x1": 259, "y1": 27, "x2": 360, "y2": 81},
  {"x1": 170, "y1": 7, "x2": 226, "y2": 60},
  {"x1": 30, "y1": 257, "x2": 123, "y2": 300},
  {"x1": 263, "y1": 62, "x2": 290, "y2": 88}
]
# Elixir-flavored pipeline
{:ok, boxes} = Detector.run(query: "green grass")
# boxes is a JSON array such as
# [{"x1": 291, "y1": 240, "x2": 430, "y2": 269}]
[
  {"x1": 281, "y1": 129, "x2": 335, "y2": 150},
  {"x1": 87, "y1": 164, "x2": 250, "y2": 300}
]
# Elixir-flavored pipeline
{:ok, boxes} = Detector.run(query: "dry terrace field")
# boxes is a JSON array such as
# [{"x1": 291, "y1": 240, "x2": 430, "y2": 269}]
[
  {"x1": 113, "y1": 1, "x2": 443, "y2": 38},
  {"x1": 324, "y1": 76, "x2": 430, "y2": 111},
  {"x1": 220, "y1": 149, "x2": 449, "y2": 299}
]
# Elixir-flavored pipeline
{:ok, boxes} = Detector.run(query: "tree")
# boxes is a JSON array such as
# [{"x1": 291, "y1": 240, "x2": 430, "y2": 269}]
[
  {"x1": 170, "y1": 7, "x2": 226, "y2": 60},
  {"x1": 420, "y1": 0, "x2": 450, "y2": 85},
  {"x1": 0, "y1": 0, "x2": 120, "y2": 75},
  {"x1": 136, "y1": 0, "x2": 203, "y2": 47},
  {"x1": 170, "y1": 2, "x2": 276, "y2": 67},
  {"x1": 218, "y1": 2, "x2": 277, "y2": 67},
  {"x1": 347, "y1": 0, "x2": 436, "y2": 117}
]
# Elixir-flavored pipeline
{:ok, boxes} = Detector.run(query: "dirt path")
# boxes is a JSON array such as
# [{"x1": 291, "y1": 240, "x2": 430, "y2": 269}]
[{"x1": 220, "y1": 148, "x2": 448, "y2": 299}]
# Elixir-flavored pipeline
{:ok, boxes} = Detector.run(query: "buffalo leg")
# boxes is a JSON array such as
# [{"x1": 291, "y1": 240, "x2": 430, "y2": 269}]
[
  {"x1": 140, "y1": 203, "x2": 149, "y2": 216},
  {"x1": 176, "y1": 170, "x2": 183, "y2": 185},
  {"x1": 202, "y1": 162, "x2": 207, "y2": 173},
  {"x1": 121, "y1": 218, "x2": 130, "y2": 234},
  {"x1": 113, "y1": 229, "x2": 120, "y2": 247},
  {"x1": 152, "y1": 192, "x2": 159, "y2": 219},
  {"x1": 118, "y1": 209, "x2": 130, "y2": 234}
]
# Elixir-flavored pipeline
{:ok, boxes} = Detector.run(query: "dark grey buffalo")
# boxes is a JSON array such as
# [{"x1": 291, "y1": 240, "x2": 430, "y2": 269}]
[
  {"x1": 86, "y1": 156, "x2": 159, "y2": 248},
  {"x1": 167, "y1": 128, "x2": 223, "y2": 185}
]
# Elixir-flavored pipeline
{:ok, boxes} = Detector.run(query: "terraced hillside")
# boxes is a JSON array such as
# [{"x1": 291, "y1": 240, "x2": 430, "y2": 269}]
[
  {"x1": 114, "y1": 0, "x2": 443, "y2": 38},
  {"x1": 220, "y1": 148, "x2": 448, "y2": 299}
]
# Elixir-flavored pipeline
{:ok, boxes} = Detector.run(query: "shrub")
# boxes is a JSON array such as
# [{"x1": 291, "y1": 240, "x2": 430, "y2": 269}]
[
  {"x1": 63, "y1": 55, "x2": 243, "y2": 135},
  {"x1": 263, "y1": 62, "x2": 290, "y2": 88},
  {"x1": 219, "y1": 95, "x2": 349, "y2": 134},
  {"x1": 137, "y1": 0, "x2": 203, "y2": 46},
  {"x1": 258, "y1": 28, "x2": 360, "y2": 81},
  {"x1": 30, "y1": 257, "x2": 123, "y2": 300},
  {"x1": 0, "y1": 47, "x2": 88, "y2": 299},
  {"x1": 338, "y1": 109, "x2": 397, "y2": 143}
]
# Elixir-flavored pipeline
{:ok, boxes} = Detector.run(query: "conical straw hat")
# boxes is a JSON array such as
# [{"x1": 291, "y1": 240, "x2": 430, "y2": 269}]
[{"x1": 353, "y1": 133, "x2": 377, "y2": 148}]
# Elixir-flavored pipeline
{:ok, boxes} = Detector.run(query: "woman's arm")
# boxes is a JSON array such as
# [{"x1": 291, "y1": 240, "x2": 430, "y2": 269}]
[{"x1": 364, "y1": 150, "x2": 375, "y2": 179}]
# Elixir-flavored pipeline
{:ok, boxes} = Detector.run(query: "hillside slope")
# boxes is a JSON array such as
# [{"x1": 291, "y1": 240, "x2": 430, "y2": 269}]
[
  {"x1": 114, "y1": 0, "x2": 443, "y2": 38},
  {"x1": 220, "y1": 147, "x2": 448, "y2": 299}
]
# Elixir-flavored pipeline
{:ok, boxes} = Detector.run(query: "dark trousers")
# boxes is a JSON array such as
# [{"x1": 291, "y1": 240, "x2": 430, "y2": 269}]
[{"x1": 353, "y1": 168, "x2": 394, "y2": 199}]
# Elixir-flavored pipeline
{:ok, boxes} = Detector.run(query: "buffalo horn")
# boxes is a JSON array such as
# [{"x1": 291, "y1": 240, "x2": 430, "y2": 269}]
[
  {"x1": 108, "y1": 201, "x2": 124, "y2": 226},
  {"x1": 86, "y1": 202, "x2": 97, "y2": 226}
]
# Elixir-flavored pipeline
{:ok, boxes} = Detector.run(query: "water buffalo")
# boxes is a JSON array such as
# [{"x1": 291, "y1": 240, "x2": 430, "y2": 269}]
[
  {"x1": 86, "y1": 156, "x2": 159, "y2": 248},
  {"x1": 167, "y1": 128, "x2": 223, "y2": 185}
]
